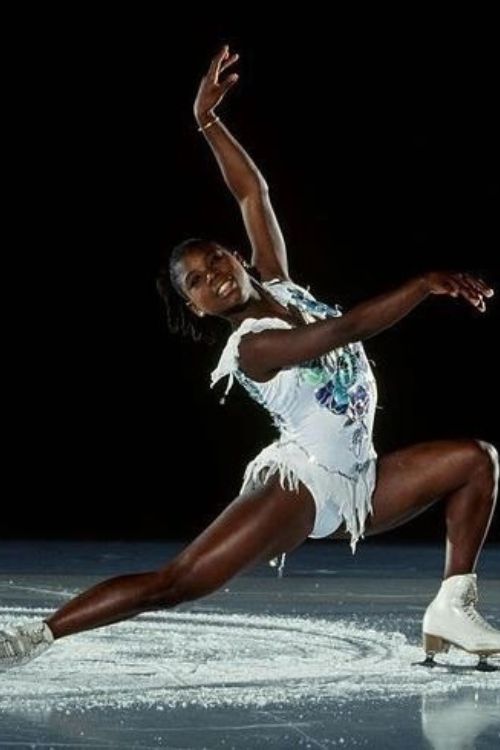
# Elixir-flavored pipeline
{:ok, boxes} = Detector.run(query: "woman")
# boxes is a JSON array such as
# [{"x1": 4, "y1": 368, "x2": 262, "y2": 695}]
[{"x1": 1, "y1": 44, "x2": 498, "y2": 672}]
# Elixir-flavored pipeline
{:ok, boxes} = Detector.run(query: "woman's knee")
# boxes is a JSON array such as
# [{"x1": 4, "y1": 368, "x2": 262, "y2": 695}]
[
  {"x1": 141, "y1": 560, "x2": 188, "y2": 610},
  {"x1": 469, "y1": 439, "x2": 499, "y2": 497},
  {"x1": 147, "y1": 556, "x2": 236, "y2": 609}
]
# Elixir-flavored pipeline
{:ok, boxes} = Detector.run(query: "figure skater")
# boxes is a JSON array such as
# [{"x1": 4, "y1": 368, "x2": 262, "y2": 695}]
[{"x1": 1, "y1": 44, "x2": 499, "y2": 673}]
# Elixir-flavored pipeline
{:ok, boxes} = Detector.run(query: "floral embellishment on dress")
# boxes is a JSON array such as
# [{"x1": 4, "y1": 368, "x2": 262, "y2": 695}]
[
  {"x1": 288, "y1": 288, "x2": 342, "y2": 319},
  {"x1": 345, "y1": 384, "x2": 370, "y2": 424},
  {"x1": 351, "y1": 422, "x2": 370, "y2": 458},
  {"x1": 316, "y1": 379, "x2": 350, "y2": 414},
  {"x1": 300, "y1": 358, "x2": 331, "y2": 386},
  {"x1": 336, "y1": 349, "x2": 360, "y2": 389},
  {"x1": 299, "y1": 347, "x2": 363, "y2": 414}
]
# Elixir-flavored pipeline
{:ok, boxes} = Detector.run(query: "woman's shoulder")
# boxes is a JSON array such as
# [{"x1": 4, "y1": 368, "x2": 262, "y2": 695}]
[
  {"x1": 227, "y1": 315, "x2": 294, "y2": 346},
  {"x1": 210, "y1": 316, "x2": 293, "y2": 395}
]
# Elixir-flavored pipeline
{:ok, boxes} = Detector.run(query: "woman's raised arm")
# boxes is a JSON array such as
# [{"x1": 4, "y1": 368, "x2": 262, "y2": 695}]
[{"x1": 193, "y1": 44, "x2": 289, "y2": 281}]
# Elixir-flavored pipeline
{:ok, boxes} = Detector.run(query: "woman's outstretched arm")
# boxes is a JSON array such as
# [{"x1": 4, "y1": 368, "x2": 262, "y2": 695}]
[
  {"x1": 238, "y1": 271, "x2": 494, "y2": 381},
  {"x1": 193, "y1": 44, "x2": 289, "y2": 281}
]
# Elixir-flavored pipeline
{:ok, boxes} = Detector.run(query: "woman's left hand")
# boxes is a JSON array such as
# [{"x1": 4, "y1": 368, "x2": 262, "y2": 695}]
[
  {"x1": 424, "y1": 271, "x2": 494, "y2": 312},
  {"x1": 193, "y1": 44, "x2": 240, "y2": 120}
]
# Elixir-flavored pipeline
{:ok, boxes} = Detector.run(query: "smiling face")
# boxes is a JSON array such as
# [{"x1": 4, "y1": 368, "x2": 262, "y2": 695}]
[{"x1": 173, "y1": 242, "x2": 253, "y2": 318}]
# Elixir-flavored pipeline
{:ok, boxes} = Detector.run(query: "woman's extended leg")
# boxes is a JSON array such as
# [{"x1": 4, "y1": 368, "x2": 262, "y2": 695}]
[
  {"x1": 334, "y1": 438, "x2": 498, "y2": 579},
  {"x1": 44, "y1": 474, "x2": 316, "y2": 640}
]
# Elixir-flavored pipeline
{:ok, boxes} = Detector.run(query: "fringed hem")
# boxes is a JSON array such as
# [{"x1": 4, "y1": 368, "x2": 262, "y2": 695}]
[
  {"x1": 239, "y1": 442, "x2": 378, "y2": 559},
  {"x1": 240, "y1": 443, "x2": 303, "y2": 497},
  {"x1": 337, "y1": 458, "x2": 377, "y2": 555}
]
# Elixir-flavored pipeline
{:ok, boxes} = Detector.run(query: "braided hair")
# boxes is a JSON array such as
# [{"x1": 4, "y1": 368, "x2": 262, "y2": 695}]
[{"x1": 155, "y1": 238, "x2": 262, "y2": 345}]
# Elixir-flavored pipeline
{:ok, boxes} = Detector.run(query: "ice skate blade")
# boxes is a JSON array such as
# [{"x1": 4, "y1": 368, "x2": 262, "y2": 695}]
[
  {"x1": 413, "y1": 636, "x2": 500, "y2": 672},
  {"x1": 411, "y1": 655, "x2": 499, "y2": 672},
  {"x1": 412, "y1": 655, "x2": 442, "y2": 669},
  {"x1": 476, "y1": 655, "x2": 499, "y2": 672}
]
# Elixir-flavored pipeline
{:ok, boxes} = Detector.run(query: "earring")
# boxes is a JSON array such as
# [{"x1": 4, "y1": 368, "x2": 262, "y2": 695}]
[
  {"x1": 233, "y1": 251, "x2": 250, "y2": 269},
  {"x1": 186, "y1": 302, "x2": 204, "y2": 317}
]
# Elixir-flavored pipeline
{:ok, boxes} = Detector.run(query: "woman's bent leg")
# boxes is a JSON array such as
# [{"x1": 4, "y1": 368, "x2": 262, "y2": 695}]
[{"x1": 359, "y1": 438, "x2": 498, "y2": 579}]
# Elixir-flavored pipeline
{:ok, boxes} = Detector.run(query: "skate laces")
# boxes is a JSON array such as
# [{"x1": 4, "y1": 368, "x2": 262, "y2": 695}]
[
  {"x1": 0, "y1": 631, "x2": 23, "y2": 658},
  {"x1": 461, "y1": 586, "x2": 499, "y2": 633},
  {"x1": 0, "y1": 638, "x2": 17, "y2": 658},
  {"x1": 1, "y1": 622, "x2": 52, "y2": 658}
]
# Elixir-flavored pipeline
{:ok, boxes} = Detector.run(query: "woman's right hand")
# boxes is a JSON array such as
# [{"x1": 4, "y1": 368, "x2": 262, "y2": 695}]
[
  {"x1": 423, "y1": 271, "x2": 494, "y2": 312},
  {"x1": 193, "y1": 44, "x2": 240, "y2": 121}
]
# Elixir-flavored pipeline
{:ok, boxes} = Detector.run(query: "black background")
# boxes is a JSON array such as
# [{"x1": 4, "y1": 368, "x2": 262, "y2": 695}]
[{"x1": 4, "y1": 11, "x2": 499, "y2": 545}]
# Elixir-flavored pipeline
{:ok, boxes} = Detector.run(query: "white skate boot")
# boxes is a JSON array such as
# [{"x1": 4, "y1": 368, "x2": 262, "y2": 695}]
[
  {"x1": 420, "y1": 573, "x2": 500, "y2": 671},
  {"x1": 0, "y1": 620, "x2": 54, "y2": 671}
]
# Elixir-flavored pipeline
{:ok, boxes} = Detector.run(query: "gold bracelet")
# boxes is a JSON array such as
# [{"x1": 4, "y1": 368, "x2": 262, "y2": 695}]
[{"x1": 197, "y1": 116, "x2": 220, "y2": 132}]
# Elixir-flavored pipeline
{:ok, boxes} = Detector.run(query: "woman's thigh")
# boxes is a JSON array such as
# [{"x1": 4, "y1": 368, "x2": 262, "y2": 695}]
[
  {"x1": 162, "y1": 473, "x2": 317, "y2": 584},
  {"x1": 331, "y1": 438, "x2": 487, "y2": 539},
  {"x1": 365, "y1": 438, "x2": 489, "y2": 536}
]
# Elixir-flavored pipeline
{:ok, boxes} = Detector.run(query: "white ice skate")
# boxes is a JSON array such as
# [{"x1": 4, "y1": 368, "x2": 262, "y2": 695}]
[
  {"x1": 418, "y1": 573, "x2": 500, "y2": 671},
  {"x1": 0, "y1": 620, "x2": 54, "y2": 671}
]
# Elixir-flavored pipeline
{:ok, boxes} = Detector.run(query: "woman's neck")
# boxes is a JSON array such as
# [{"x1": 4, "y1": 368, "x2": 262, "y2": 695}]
[{"x1": 226, "y1": 280, "x2": 305, "y2": 331}]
